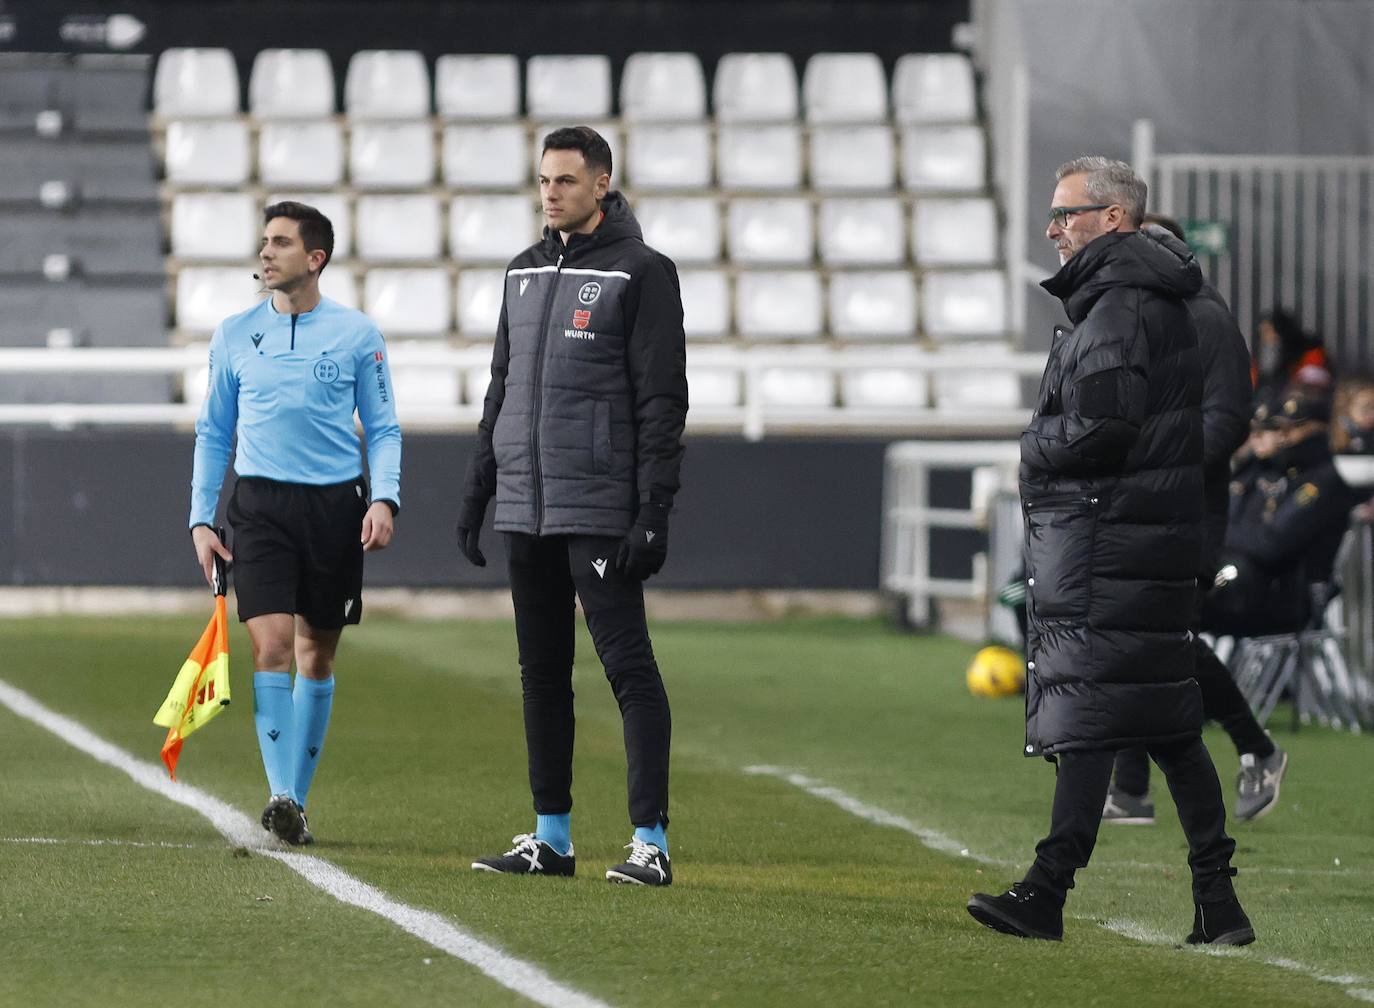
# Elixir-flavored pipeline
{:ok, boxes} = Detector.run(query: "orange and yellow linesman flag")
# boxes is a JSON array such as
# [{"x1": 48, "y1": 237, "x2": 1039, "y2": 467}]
[{"x1": 154, "y1": 529, "x2": 231, "y2": 779}]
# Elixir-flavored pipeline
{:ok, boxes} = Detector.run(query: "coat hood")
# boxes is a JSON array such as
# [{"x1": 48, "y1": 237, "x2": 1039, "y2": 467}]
[
  {"x1": 543, "y1": 190, "x2": 643, "y2": 253},
  {"x1": 1041, "y1": 230, "x2": 1203, "y2": 324}
]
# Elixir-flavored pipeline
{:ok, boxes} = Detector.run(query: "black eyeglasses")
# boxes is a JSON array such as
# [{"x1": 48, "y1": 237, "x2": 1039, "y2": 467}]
[{"x1": 1048, "y1": 204, "x2": 1112, "y2": 228}]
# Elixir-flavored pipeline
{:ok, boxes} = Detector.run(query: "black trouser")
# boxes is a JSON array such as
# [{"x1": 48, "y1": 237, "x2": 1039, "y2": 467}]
[
  {"x1": 1113, "y1": 639, "x2": 1274, "y2": 795},
  {"x1": 506, "y1": 532, "x2": 671, "y2": 830},
  {"x1": 1026, "y1": 736, "x2": 1238, "y2": 903}
]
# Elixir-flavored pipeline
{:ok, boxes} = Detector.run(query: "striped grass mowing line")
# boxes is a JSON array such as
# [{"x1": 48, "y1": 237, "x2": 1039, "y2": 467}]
[
  {"x1": 745, "y1": 763, "x2": 1374, "y2": 1003},
  {"x1": 0, "y1": 676, "x2": 611, "y2": 1008}
]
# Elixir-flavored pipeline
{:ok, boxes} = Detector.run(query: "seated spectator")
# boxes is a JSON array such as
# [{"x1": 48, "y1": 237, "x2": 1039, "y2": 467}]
[
  {"x1": 1251, "y1": 308, "x2": 1331, "y2": 400},
  {"x1": 1331, "y1": 373, "x2": 1374, "y2": 455},
  {"x1": 1206, "y1": 388, "x2": 1356, "y2": 637}
]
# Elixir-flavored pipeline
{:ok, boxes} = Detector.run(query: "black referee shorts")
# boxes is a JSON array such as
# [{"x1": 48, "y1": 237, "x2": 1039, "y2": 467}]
[{"x1": 226, "y1": 475, "x2": 368, "y2": 630}]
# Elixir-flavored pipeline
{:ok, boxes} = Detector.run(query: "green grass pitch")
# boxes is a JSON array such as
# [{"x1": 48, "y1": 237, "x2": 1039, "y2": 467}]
[{"x1": 0, "y1": 614, "x2": 1370, "y2": 1007}]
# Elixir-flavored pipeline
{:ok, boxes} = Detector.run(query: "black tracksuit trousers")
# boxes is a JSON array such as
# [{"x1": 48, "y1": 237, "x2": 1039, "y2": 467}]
[
  {"x1": 506, "y1": 531, "x2": 671, "y2": 830},
  {"x1": 1026, "y1": 735, "x2": 1238, "y2": 902}
]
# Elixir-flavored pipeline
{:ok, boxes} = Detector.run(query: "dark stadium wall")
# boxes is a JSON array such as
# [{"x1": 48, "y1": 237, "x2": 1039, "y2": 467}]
[
  {"x1": 0, "y1": 430, "x2": 981, "y2": 590},
  {"x1": 3, "y1": 0, "x2": 969, "y2": 81}
]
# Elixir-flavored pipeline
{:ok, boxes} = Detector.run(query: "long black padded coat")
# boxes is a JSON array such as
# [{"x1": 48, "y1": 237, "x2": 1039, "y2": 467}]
[{"x1": 1020, "y1": 230, "x2": 1206, "y2": 757}]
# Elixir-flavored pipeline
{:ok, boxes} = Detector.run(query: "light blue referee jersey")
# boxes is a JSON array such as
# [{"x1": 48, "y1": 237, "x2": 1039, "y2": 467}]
[{"x1": 189, "y1": 295, "x2": 402, "y2": 528}]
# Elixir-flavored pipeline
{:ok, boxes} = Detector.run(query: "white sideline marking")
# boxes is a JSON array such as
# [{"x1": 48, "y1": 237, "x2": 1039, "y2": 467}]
[
  {"x1": 2, "y1": 836, "x2": 197, "y2": 850},
  {"x1": 746, "y1": 763, "x2": 1372, "y2": 1001},
  {"x1": 0, "y1": 678, "x2": 611, "y2": 1008}
]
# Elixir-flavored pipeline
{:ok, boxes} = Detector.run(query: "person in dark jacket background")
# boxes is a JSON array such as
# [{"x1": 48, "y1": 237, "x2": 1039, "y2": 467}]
[
  {"x1": 1105, "y1": 215, "x2": 1286, "y2": 826},
  {"x1": 456, "y1": 126, "x2": 688, "y2": 886},
  {"x1": 968, "y1": 157, "x2": 1251, "y2": 946}
]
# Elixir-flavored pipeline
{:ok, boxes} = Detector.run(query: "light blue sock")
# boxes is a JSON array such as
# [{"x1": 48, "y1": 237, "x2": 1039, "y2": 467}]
[
  {"x1": 290, "y1": 675, "x2": 335, "y2": 809},
  {"x1": 535, "y1": 813, "x2": 572, "y2": 855},
  {"x1": 252, "y1": 671, "x2": 294, "y2": 797},
  {"x1": 634, "y1": 822, "x2": 668, "y2": 855}
]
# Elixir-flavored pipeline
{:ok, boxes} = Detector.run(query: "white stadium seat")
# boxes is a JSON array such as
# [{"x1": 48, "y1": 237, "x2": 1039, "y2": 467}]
[
  {"x1": 841, "y1": 368, "x2": 925, "y2": 408},
  {"x1": 349, "y1": 121, "x2": 435, "y2": 189},
  {"x1": 449, "y1": 194, "x2": 537, "y2": 263},
  {"x1": 318, "y1": 266, "x2": 358, "y2": 309},
  {"x1": 345, "y1": 50, "x2": 430, "y2": 119},
  {"x1": 922, "y1": 270, "x2": 1007, "y2": 339},
  {"x1": 635, "y1": 196, "x2": 720, "y2": 264},
  {"x1": 893, "y1": 53, "x2": 976, "y2": 124},
  {"x1": 442, "y1": 123, "x2": 527, "y2": 188},
  {"x1": 363, "y1": 268, "x2": 451, "y2": 335},
  {"x1": 436, "y1": 54, "x2": 520, "y2": 119},
  {"x1": 932, "y1": 350, "x2": 1021, "y2": 411},
  {"x1": 735, "y1": 271, "x2": 823, "y2": 340},
  {"x1": 913, "y1": 197, "x2": 999, "y2": 266},
  {"x1": 818, "y1": 198, "x2": 905, "y2": 266},
  {"x1": 900, "y1": 125, "x2": 986, "y2": 192},
  {"x1": 726, "y1": 197, "x2": 813, "y2": 266},
  {"x1": 171, "y1": 192, "x2": 257, "y2": 261},
  {"x1": 686, "y1": 366, "x2": 741, "y2": 406},
  {"x1": 759, "y1": 368, "x2": 833, "y2": 407},
  {"x1": 677, "y1": 270, "x2": 730, "y2": 339},
  {"x1": 624, "y1": 124, "x2": 711, "y2": 189},
  {"x1": 264, "y1": 192, "x2": 352, "y2": 259},
  {"x1": 531, "y1": 123, "x2": 621, "y2": 180},
  {"x1": 455, "y1": 268, "x2": 506, "y2": 337},
  {"x1": 828, "y1": 271, "x2": 917, "y2": 340},
  {"x1": 258, "y1": 120, "x2": 343, "y2": 188},
  {"x1": 390, "y1": 340, "x2": 460, "y2": 410},
  {"x1": 620, "y1": 52, "x2": 706, "y2": 121},
  {"x1": 355, "y1": 195, "x2": 442, "y2": 261},
  {"x1": 809, "y1": 125, "x2": 894, "y2": 192},
  {"x1": 526, "y1": 55, "x2": 612, "y2": 119},
  {"x1": 250, "y1": 49, "x2": 334, "y2": 119},
  {"x1": 464, "y1": 364, "x2": 494, "y2": 405},
  {"x1": 154, "y1": 48, "x2": 239, "y2": 117},
  {"x1": 163, "y1": 120, "x2": 250, "y2": 186},
  {"x1": 713, "y1": 53, "x2": 798, "y2": 121},
  {"x1": 717, "y1": 124, "x2": 802, "y2": 190},
  {"x1": 802, "y1": 53, "x2": 887, "y2": 123},
  {"x1": 175, "y1": 267, "x2": 261, "y2": 332}
]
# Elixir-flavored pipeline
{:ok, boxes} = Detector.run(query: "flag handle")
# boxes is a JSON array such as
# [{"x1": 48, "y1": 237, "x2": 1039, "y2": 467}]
[{"x1": 211, "y1": 526, "x2": 227, "y2": 598}]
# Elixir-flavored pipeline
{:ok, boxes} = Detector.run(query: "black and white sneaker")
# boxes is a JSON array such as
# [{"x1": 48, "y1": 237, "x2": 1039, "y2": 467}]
[
  {"x1": 471, "y1": 834, "x2": 575, "y2": 877},
  {"x1": 1236, "y1": 747, "x2": 1288, "y2": 821},
  {"x1": 261, "y1": 794, "x2": 313, "y2": 846},
  {"x1": 606, "y1": 839, "x2": 672, "y2": 886},
  {"x1": 1102, "y1": 785, "x2": 1156, "y2": 825}
]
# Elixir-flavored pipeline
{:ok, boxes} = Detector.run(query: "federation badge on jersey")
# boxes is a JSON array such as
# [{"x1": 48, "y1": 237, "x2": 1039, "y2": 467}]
[
  {"x1": 1296, "y1": 482, "x2": 1320, "y2": 506},
  {"x1": 578, "y1": 281, "x2": 601, "y2": 304},
  {"x1": 573, "y1": 309, "x2": 592, "y2": 330}
]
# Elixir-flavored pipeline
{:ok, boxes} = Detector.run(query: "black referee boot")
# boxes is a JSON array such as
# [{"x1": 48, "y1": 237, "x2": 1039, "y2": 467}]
[
  {"x1": 967, "y1": 881, "x2": 1064, "y2": 941},
  {"x1": 1185, "y1": 896, "x2": 1255, "y2": 946}
]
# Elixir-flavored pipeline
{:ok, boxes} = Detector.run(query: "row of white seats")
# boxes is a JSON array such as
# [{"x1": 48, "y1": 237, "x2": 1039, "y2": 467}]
[
  {"x1": 174, "y1": 266, "x2": 1007, "y2": 341},
  {"x1": 162, "y1": 119, "x2": 986, "y2": 193},
  {"x1": 185, "y1": 352, "x2": 1020, "y2": 413},
  {"x1": 171, "y1": 192, "x2": 997, "y2": 267},
  {"x1": 155, "y1": 49, "x2": 975, "y2": 124}
]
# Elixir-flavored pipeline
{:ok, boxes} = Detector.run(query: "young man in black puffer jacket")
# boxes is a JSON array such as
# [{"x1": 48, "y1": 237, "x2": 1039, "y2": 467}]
[
  {"x1": 456, "y1": 126, "x2": 688, "y2": 887},
  {"x1": 968, "y1": 157, "x2": 1252, "y2": 946}
]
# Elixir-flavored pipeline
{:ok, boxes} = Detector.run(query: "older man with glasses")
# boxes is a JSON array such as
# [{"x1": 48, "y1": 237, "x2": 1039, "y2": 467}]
[{"x1": 967, "y1": 157, "x2": 1254, "y2": 946}]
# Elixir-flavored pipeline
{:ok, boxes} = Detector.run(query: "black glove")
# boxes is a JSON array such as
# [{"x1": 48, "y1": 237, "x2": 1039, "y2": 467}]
[
  {"x1": 455, "y1": 496, "x2": 489, "y2": 568},
  {"x1": 615, "y1": 503, "x2": 670, "y2": 581}
]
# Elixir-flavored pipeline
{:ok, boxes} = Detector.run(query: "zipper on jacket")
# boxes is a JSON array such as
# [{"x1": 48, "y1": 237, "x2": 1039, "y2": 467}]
[
  {"x1": 290, "y1": 313, "x2": 298, "y2": 351},
  {"x1": 529, "y1": 252, "x2": 564, "y2": 533},
  {"x1": 1024, "y1": 493, "x2": 1099, "y2": 511}
]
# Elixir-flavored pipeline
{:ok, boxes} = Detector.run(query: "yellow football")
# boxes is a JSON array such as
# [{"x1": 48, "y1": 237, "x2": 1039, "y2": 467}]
[{"x1": 966, "y1": 645, "x2": 1026, "y2": 698}]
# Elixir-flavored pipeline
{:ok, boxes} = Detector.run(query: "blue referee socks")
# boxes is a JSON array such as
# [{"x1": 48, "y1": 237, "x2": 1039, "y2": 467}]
[
  {"x1": 291, "y1": 674, "x2": 335, "y2": 810},
  {"x1": 634, "y1": 822, "x2": 668, "y2": 854},
  {"x1": 535, "y1": 813, "x2": 572, "y2": 856},
  {"x1": 252, "y1": 671, "x2": 294, "y2": 798}
]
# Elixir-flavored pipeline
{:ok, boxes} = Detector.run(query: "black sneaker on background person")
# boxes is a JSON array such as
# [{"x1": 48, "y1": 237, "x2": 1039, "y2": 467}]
[
  {"x1": 1102, "y1": 784, "x2": 1156, "y2": 825},
  {"x1": 261, "y1": 793, "x2": 312, "y2": 846},
  {"x1": 1186, "y1": 896, "x2": 1256, "y2": 945},
  {"x1": 606, "y1": 839, "x2": 672, "y2": 886},
  {"x1": 966, "y1": 882, "x2": 1064, "y2": 941},
  {"x1": 471, "y1": 834, "x2": 576, "y2": 876},
  {"x1": 1236, "y1": 747, "x2": 1289, "y2": 821}
]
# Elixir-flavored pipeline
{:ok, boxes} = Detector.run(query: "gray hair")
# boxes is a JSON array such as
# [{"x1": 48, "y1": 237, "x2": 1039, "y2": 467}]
[{"x1": 1055, "y1": 156, "x2": 1147, "y2": 227}]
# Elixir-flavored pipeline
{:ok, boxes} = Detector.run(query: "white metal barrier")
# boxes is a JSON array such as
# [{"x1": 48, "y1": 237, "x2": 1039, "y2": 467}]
[
  {"x1": 0, "y1": 344, "x2": 1042, "y2": 439},
  {"x1": 1133, "y1": 119, "x2": 1374, "y2": 367},
  {"x1": 881, "y1": 439, "x2": 1020, "y2": 627}
]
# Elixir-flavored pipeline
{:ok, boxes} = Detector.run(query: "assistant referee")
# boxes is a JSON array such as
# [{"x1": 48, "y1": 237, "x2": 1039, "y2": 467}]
[{"x1": 189, "y1": 201, "x2": 402, "y2": 846}]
